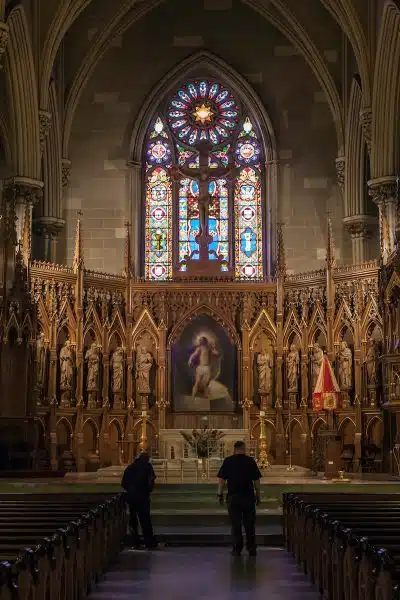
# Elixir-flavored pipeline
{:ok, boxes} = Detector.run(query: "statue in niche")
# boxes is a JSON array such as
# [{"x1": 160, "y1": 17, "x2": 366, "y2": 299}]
[
  {"x1": 85, "y1": 342, "x2": 100, "y2": 391},
  {"x1": 136, "y1": 346, "x2": 154, "y2": 395},
  {"x1": 35, "y1": 332, "x2": 46, "y2": 388},
  {"x1": 60, "y1": 340, "x2": 74, "y2": 391},
  {"x1": 365, "y1": 339, "x2": 379, "y2": 385},
  {"x1": 111, "y1": 347, "x2": 124, "y2": 393},
  {"x1": 287, "y1": 343, "x2": 300, "y2": 393},
  {"x1": 311, "y1": 343, "x2": 324, "y2": 392},
  {"x1": 339, "y1": 340, "x2": 353, "y2": 389},
  {"x1": 257, "y1": 344, "x2": 273, "y2": 394}
]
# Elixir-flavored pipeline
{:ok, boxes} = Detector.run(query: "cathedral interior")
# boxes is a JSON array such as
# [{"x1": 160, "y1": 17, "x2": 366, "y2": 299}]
[{"x1": 0, "y1": 0, "x2": 400, "y2": 476}]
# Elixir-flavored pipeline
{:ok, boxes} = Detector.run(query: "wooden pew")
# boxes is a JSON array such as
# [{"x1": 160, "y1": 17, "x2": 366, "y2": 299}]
[
  {"x1": 283, "y1": 493, "x2": 400, "y2": 600},
  {"x1": 0, "y1": 493, "x2": 127, "y2": 600}
]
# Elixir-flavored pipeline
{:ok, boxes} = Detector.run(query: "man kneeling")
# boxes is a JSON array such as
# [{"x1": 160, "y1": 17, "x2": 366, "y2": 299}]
[{"x1": 217, "y1": 441, "x2": 261, "y2": 556}]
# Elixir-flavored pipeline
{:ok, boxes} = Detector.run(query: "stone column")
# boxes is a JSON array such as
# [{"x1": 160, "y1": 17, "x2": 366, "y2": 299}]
[
  {"x1": 33, "y1": 217, "x2": 65, "y2": 262},
  {"x1": 343, "y1": 215, "x2": 376, "y2": 264},
  {"x1": 368, "y1": 176, "x2": 397, "y2": 263},
  {"x1": 4, "y1": 178, "x2": 43, "y2": 256},
  {"x1": 264, "y1": 160, "x2": 279, "y2": 278},
  {"x1": 127, "y1": 161, "x2": 142, "y2": 276}
]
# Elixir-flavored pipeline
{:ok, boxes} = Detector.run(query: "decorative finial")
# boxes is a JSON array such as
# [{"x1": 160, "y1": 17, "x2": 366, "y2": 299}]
[
  {"x1": 73, "y1": 211, "x2": 83, "y2": 272},
  {"x1": 326, "y1": 210, "x2": 336, "y2": 268},
  {"x1": 276, "y1": 221, "x2": 286, "y2": 278},
  {"x1": 123, "y1": 219, "x2": 133, "y2": 277}
]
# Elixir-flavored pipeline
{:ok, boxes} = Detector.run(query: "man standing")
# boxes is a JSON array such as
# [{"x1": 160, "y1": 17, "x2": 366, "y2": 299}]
[
  {"x1": 217, "y1": 441, "x2": 262, "y2": 557},
  {"x1": 121, "y1": 451, "x2": 157, "y2": 549}
]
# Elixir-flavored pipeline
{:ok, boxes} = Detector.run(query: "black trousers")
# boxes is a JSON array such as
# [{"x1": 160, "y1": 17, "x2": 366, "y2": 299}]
[
  {"x1": 227, "y1": 496, "x2": 256, "y2": 553},
  {"x1": 128, "y1": 497, "x2": 155, "y2": 548}
]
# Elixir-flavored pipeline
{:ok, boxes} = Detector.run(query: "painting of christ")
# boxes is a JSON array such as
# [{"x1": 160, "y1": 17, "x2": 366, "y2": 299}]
[{"x1": 172, "y1": 315, "x2": 236, "y2": 412}]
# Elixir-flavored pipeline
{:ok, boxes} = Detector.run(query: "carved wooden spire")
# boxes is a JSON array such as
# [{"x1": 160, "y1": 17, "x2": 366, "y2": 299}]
[
  {"x1": 326, "y1": 211, "x2": 336, "y2": 268},
  {"x1": 276, "y1": 221, "x2": 286, "y2": 278},
  {"x1": 123, "y1": 220, "x2": 133, "y2": 277},
  {"x1": 73, "y1": 211, "x2": 83, "y2": 273},
  {"x1": 21, "y1": 203, "x2": 31, "y2": 266}
]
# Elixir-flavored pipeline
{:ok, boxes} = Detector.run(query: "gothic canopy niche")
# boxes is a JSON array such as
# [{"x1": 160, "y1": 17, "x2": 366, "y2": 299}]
[{"x1": 128, "y1": 52, "x2": 277, "y2": 281}]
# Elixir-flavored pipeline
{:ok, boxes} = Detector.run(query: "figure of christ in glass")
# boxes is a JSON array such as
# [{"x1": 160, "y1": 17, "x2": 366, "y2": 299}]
[{"x1": 178, "y1": 178, "x2": 229, "y2": 270}]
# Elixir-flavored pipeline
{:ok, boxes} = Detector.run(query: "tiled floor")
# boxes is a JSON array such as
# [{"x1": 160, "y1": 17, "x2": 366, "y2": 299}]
[{"x1": 90, "y1": 547, "x2": 319, "y2": 600}]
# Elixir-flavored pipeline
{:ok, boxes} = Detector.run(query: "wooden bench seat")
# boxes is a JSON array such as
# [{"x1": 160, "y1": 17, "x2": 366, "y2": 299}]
[
  {"x1": 0, "y1": 493, "x2": 127, "y2": 600},
  {"x1": 284, "y1": 493, "x2": 400, "y2": 600}
]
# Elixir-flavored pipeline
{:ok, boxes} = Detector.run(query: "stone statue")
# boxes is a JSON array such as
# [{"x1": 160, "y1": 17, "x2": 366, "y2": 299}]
[
  {"x1": 257, "y1": 347, "x2": 273, "y2": 394},
  {"x1": 136, "y1": 346, "x2": 154, "y2": 395},
  {"x1": 35, "y1": 332, "x2": 46, "y2": 387},
  {"x1": 85, "y1": 343, "x2": 100, "y2": 391},
  {"x1": 60, "y1": 340, "x2": 74, "y2": 391},
  {"x1": 311, "y1": 343, "x2": 324, "y2": 392},
  {"x1": 339, "y1": 340, "x2": 353, "y2": 389},
  {"x1": 365, "y1": 339, "x2": 379, "y2": 385},
  {"x1": 111, "y1": 347, "x2": 124, "y2": 393},
  {"x1": 287, "y1": 343, "x2": 300, "y2": 392}
]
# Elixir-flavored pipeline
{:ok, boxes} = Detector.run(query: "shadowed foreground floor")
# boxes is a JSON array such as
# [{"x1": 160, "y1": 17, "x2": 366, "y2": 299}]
[{"x1": 90, "y1": 547, "x2": 319, "y2": 600}]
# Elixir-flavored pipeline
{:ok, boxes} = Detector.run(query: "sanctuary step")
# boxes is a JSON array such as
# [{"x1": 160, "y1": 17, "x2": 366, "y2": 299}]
[
  {"x1": 92, "y1": 462, "x2": 311, "y2": 482},
  {"x1": 90, "y1": 547, "x2": 320, "y2": 600}
]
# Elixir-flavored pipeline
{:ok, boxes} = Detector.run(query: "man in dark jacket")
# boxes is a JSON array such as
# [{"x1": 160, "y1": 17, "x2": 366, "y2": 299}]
[
  {"x1": 121, "y1": 451, "x2": 157, "y2": 549},
  {"x1": 217, "y1": 440, "x2": 262, "y2": 556}
]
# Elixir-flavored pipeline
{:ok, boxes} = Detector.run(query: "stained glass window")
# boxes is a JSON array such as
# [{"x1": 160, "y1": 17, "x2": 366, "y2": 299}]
[
  {"x1": 167, "y1": 80, "x2": 240, "y2": 147},
  {"x1": 234, "y1": 118, "x2": 263, "y2": 280},
  {"x1": 178, "y1": 177, "x2": 229, "y2": 271},
  {"x1": 144, "y1": 89, "x2": 265, "y2": 280}
]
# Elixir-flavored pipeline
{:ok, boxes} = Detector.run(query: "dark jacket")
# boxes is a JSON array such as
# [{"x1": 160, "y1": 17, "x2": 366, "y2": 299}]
[{"x1": 121, "y1": 454, "x2": 156, "y2": 500}]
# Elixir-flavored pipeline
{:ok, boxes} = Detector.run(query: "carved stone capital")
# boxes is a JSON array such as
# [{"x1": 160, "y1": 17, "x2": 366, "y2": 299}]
[
  {"x1": 127, "y1": 160, "x2": 142, "y2": 172},
  {"x1": 368, "y1": 176, "x2": 397, "y2": 204},
  {"x1": 33, "y1": 216, "x2": 65, "y2": 237},
  {"x1": 343, "y1": 215, "x2": 376, "y2": 238},
  {"x1": 62, "y1": 158, "x2": 72, "y2": 189},
  {"x1": 335, "y1": 156, "x2": 345, "y2": 191},
  {"x1": 0, "y1": 22, "x2": 9, "y2": 70},
  {"x1": 360, "y1": 108, "x2": 372, "y2": 154},
  {"x1": 39, "y1": 110, "x2": 52, "y2": 153},
  {"x1": 3, "y1": 177, "x2": 44, "y2": 205}
]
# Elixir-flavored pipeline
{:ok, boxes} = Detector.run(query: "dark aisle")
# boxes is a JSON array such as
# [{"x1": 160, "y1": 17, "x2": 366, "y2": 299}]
[{"x1": 90, "y1": 547, "x2": 320, "y2": 600}]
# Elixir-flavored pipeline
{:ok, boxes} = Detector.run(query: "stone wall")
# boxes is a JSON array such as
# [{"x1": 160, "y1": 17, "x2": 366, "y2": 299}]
[{"x1": 64, "y1": 0, "x2": 350, "y2": 274}]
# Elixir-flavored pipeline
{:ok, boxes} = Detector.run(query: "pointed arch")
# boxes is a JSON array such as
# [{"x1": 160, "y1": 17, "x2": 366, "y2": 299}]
[
  {"x1": 167, "y1": 303, "x2": 241, "y2": 349},
  {"x1": 344, "y1": 78, "x2": 363, "y2": 218},
  {"x1": 41, "y1": 82, "x2": 63, "y2": 221},
  {"x1": 129, "y1": 51, "x2": 276, "y2": 163},
  {"x1": 5, "y1": 5, "x2": 40, "y2": 178},
  {"x1": 371, "y1": 1, "x2": 400, "y2": 177}
]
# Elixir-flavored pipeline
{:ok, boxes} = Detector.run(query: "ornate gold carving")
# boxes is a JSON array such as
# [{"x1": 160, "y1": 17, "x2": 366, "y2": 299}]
[
  {"x1": 360, "y1": 108, "x2": 372, "y2": 154},
  {"x1": 39, "y1": 110, "x2": 52, "y2": 153},
  {"x1": 62, "y1": 159, "x2": 72, "y2": 189},
  {"x1": 0, "y1": 22, "x2": 9, "y2": 70},
  {"x1": 335, "y1": 156, "x2": 345, "y2": 191}
]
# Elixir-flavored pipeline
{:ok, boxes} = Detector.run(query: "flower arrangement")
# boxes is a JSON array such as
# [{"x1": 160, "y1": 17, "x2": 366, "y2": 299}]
[{"x1": 180, "y1": 426, "x2": 225, "y2": 458}]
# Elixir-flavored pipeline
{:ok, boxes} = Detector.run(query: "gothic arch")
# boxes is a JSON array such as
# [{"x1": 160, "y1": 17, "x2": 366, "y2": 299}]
[
  {"x1": 167, "y1": 303, "x2": 241, "y2": 350},
  {"x1": 243, "y1": 0, "x2": 344, "y2": 153},
  {"x1": 344, "y1": 78, "x2": 363, "y2": 218},
  {"x1": 319, "y1": 0, "x2": 371, "y2": 107},
  {"x1": 41, "y1": 82, "x2": 63, "y2": 222},
  {"x1": 39, "y1": 0, "x2": 93, "y2": 110},
  {"x1": 128, "y1": 51, "x2": 276, "y2": 162},
  {"x1": 62, "y1": 0, "x2": 162, "y2": 158},
  {"x1": 5, "y1": 5, "x2": 40, "y2": 178},
  {"x1": 371, "y1": 1, "x2": 400, "y2": 178}
]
